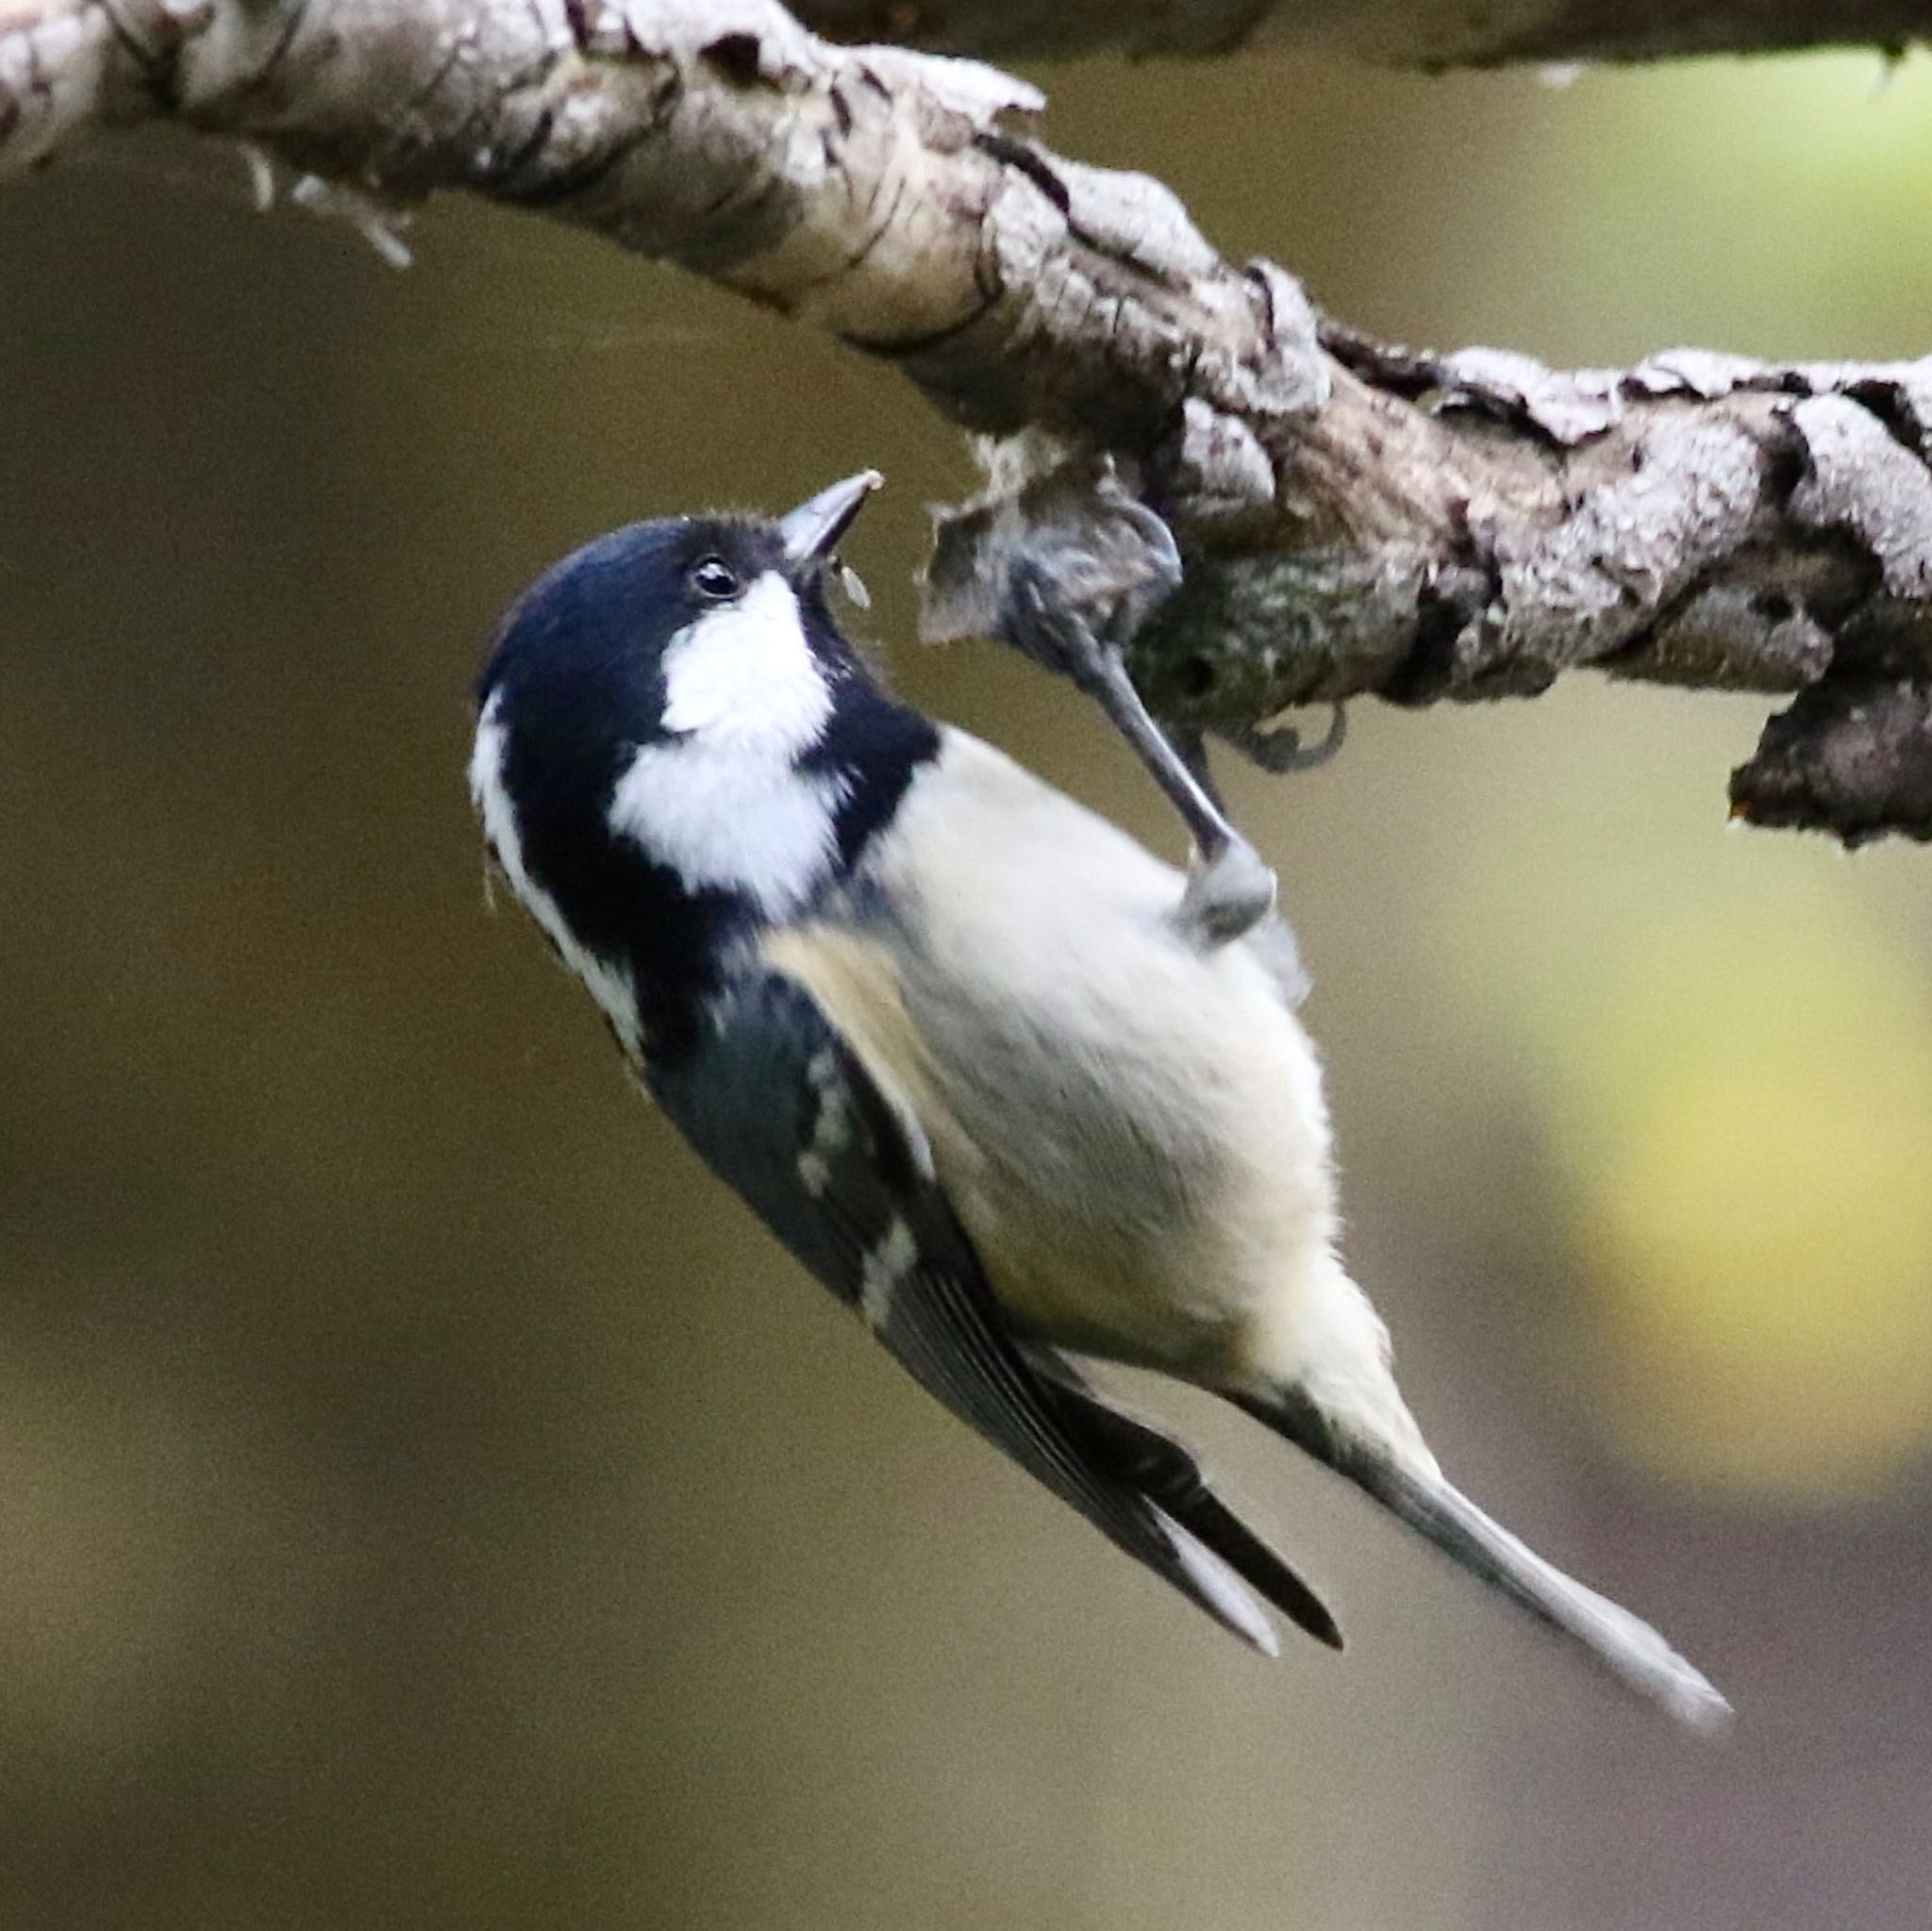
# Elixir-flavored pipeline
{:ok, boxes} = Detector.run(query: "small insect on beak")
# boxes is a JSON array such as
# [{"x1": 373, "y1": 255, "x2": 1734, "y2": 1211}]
[{"x1": 777, "y1": 470, "x2": 882, "y2": 568}]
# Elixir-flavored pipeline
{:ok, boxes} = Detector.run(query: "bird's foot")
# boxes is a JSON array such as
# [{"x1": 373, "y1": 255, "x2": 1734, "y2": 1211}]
[{"x1": 1178, "y1": 837, "x2": 1278, "y2": 950}]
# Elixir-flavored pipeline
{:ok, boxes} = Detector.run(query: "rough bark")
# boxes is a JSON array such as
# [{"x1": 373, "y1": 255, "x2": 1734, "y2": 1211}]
[
  {"x1": 4, "y1": 0, "x2": 1929, "y2": 842},
  {"x1": 794, "y1": 0, "x2": 1932, "y2": 69}
]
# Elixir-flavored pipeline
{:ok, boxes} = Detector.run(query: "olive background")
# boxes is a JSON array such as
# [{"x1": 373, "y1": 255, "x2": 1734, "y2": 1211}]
[{"x1": 5, "y1": 48, "x2": 1932, "y2": 1931}]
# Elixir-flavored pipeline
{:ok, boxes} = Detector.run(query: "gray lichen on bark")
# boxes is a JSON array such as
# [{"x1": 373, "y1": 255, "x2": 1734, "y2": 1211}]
[{"x1": 4, "y1": 0, "x2": 1930, "y2": 842}]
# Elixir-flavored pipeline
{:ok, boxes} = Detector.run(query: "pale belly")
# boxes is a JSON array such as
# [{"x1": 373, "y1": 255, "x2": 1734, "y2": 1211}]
[
  {"x1": 899, "y1": 932, "x2": 1338, "y2": 1377},
  {"x1": 763, "y1": 904, "x2": 1340, "y2": 1380},
  {"x1": 762, "y1": 725, "x2": 1347, "y2": 1390}
]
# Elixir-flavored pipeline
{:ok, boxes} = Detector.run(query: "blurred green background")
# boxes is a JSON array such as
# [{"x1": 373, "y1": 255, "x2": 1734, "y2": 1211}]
[{"x1": 5, "y1": 45, "x2": 1932, "y2": 1931}]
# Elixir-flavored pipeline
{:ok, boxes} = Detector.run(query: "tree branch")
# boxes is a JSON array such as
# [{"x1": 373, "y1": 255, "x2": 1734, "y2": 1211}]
[
  {"x1": 793, "y1": 0, "x2": 1932, "y2": 70},
  {"x1": 5, "y1": 0, "x2": 1929, "y2": 843}
]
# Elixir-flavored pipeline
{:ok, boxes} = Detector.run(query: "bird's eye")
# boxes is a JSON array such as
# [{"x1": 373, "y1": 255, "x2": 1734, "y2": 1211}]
[{"x1": 691, "y1": 557, "x2": 740, "y2": 601}]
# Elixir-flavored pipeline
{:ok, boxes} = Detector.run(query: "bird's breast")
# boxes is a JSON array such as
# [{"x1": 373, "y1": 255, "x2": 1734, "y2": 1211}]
[{"x1": 762, "y1": 730, "x2": 1340, "y2": 1379}]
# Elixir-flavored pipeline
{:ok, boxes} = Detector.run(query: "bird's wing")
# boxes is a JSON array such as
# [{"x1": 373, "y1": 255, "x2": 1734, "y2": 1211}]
[{"x1": 649, "y1": 963, "x2": 1340, "y2": 1656}]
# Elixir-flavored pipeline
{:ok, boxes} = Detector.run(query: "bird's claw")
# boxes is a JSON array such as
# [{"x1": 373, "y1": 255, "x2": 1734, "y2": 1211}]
[{"x1": 1219, "y1": 705, "x2": 1348, "y2": 774}]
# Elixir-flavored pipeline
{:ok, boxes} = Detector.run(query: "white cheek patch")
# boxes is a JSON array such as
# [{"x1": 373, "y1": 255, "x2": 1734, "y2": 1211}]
[
  {"x1": 609, "y1": 570, "x2": 846, "y2": 915},
  {"x1": 470, "y1": 699, "x2": 641, "y2": 1056},
  {"x1": 658, "y1": 572, "x2": 831, "y2": 754},
  {"x1": 608, "y1": 744, "x2": 844, "y2": 916}
]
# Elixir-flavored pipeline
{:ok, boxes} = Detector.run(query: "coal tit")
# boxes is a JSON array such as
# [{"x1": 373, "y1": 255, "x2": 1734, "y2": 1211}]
[{"x1": 469, "y1": 472, "x2": 1726, "y2": 1728}]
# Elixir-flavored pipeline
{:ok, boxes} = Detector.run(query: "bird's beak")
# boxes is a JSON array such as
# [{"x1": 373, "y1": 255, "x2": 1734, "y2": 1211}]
[{"x1": 778, "y1": 470, "x2": 882, "y2": 567}]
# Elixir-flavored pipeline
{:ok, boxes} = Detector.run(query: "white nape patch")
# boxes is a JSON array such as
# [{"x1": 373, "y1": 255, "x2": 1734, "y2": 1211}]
[
  {"x1": 858, "y1": 1218, "x2": 919, "y2": 1331},
  {"x1": 471, "y1": 696, "x2": 641, "y2": 1057},
  {"x1": 608, "y1": 574, "x2": 844, "y2": 914},
  {"x1": 658, "y1": 573, "x2": 831, "y2": 752}
]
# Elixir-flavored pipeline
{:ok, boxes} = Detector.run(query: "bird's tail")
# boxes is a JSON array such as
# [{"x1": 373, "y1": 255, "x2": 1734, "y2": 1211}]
[
  {"x1": 1241, "y1": 1389, "x2": 1730, "y2": 1731},
  {"x1": 1039, "y1": 1359, "x2": 1344, "y2": 1656}
]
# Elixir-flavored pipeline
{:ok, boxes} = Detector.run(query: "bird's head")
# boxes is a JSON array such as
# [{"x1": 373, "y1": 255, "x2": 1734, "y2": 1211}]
[
  {"x1": 475, "y1": 468, "x2": 880, "y2": 767},
  {"x1": 470, "y1": 472, "x2": 936, "y2": 1056}
]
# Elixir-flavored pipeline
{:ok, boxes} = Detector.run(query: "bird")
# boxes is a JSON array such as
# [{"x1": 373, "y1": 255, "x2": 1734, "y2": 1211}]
[{"x1": 468, "y1": 470, "x2": 1728, "y2": 1729}]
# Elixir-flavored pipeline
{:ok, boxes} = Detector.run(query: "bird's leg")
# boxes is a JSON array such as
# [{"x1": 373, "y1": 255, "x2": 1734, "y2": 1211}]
[
  {"x1": 1095, "y1": 655, "x2": 1277, "y2": 950},
  {"x1": 1172, "y1": 723, "x2": 1226, "y2": 811},
  {"x1": 1165, "y1": 724, "x2": 1291, "y2": 948},
  {"x1": 1005, "y1": 569, "x2": 1274, "y2": 948}
]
